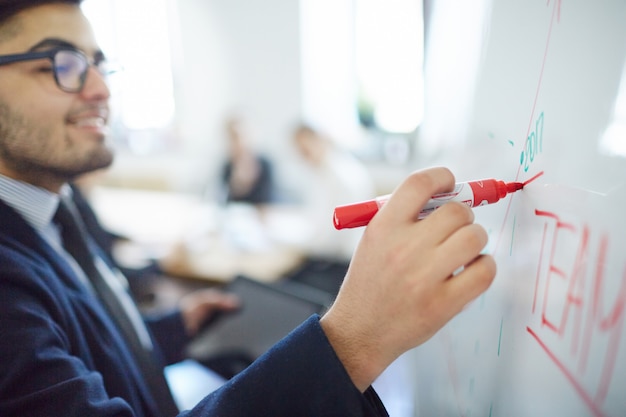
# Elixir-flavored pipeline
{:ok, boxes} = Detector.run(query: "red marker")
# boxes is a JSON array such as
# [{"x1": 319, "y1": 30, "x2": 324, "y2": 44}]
[{"x1": 333, "y1": 179, "x2": 524, "y2": 230}]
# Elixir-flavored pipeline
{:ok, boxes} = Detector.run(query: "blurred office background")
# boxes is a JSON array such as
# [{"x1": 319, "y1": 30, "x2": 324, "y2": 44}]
[
  {"x1": 82, "y1": 0, "x2": 428, "y2": 195},
  {"x1": 78, "y1": 0, "x2": 492, "y2": 415}
]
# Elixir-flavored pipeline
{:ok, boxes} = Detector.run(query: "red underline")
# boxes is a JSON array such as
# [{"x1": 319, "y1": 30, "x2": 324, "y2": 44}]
[{"x1": 526, "y1": 326, "x2": 607, "y2": 417}]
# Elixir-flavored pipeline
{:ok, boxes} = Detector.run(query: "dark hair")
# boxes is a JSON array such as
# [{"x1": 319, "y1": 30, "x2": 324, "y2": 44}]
[{"x1": 0, "y1": 0, "x2": 83, "y2": 26}]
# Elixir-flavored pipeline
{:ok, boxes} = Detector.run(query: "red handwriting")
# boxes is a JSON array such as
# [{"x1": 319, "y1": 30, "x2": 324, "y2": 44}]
[{"x1": 529, "y1": 209, "x2": 626, "y2": 417}]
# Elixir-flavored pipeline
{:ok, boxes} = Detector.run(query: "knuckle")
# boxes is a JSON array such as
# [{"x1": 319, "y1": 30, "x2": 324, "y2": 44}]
[
  {"x1": 444, "y1": 201, "x2": 474, "y2": 223},
  {"x1": 405, "y1": 171, "x2": 437, "y2": 192},
  {"x1": 405, "y1": 167, "x2": 454, "y2": 193},
  {"x1": 475, "y1": 255, "x2": 497, "y2": 286},
  {"x1": 467, "y1": 224, "x2": 488, "y2": 250}
]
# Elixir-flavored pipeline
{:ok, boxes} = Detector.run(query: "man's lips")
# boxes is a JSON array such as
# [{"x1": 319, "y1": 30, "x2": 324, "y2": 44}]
[
  {"x1": 71, "y1": 117, "x2": 107, "y2": 128},
  {"x1": 67, "y1": 108, "x2": 109, "y2": 130}
]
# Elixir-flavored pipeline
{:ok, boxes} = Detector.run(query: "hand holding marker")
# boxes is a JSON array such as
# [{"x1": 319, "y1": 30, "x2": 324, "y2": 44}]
[{"x1": 333, "y1": 172, "x2": 544, "y2": 230}]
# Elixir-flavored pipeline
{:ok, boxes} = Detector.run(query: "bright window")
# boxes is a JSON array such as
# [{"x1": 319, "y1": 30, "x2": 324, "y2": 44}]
[
  {"x1": 355, "y1": 0, "x2": 424, "y2": 134},
  {"x1": 82, "y1": 0, "x2": 177, "y2": 151}
]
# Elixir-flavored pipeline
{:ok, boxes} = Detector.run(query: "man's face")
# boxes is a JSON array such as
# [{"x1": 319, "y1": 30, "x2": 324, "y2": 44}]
[{"x1": 0, "y1": 3, "x2": 113, "y2": 192}]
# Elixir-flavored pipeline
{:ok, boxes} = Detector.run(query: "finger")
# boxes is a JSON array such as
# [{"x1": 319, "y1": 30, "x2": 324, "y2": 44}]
[
  {"x1": 182, "y1": 289, "x2": 240, "y2": 312},
  {"x1": 432, "y1": 223, "x2": 488, "y2": 277},
  {"x1": 374, "y1": 167, "x2": 455, "y2": 227},
  {"x1": 202, "y1": 291, "x2": 241, "y2": 311},
  {"x1": 417, "y1": 200, "x2": 475, "y2": 246},
  {"x1": 440, "y1": 254, "x2": 497, "y2": 315},
  {"x1": 213, "y1": 294, "x2": 241, "y2": 311}
]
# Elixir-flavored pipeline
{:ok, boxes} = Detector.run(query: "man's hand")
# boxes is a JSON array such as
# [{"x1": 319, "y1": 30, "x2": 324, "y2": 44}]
[
  {"x1": 179, "y1": 288, "x2": 240, "y2": 336},
  {"x1": 320, "y1": 167, "x2": 497, "y2": 392}
]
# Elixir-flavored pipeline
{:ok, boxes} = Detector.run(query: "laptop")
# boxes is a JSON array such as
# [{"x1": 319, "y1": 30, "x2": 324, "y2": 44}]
[{"x1": 186, "y1": 276, "x2": 331, "y2": 368}]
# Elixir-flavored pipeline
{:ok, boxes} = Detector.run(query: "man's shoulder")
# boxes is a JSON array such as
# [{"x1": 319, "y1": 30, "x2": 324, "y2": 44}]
[
  {"x1": 0, "y1": 233, "x2": 59, "y2": 292},
  {"x1": 0, "y1": 201, "x2": 45, "y2": 265},
  {"x1": 0, "y1": 203, "x2": 63, "y2": 292}
]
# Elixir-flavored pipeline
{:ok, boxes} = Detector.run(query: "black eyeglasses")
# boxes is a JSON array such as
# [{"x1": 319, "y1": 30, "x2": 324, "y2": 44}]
[{"x1": 0, "y1": 47, "x2": 120, "y2": 93}]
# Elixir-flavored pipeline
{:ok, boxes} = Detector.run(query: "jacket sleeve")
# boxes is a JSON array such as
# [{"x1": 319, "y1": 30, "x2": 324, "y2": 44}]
[
  {"x1": 145, "y1": 309, "x2": 190, "y2": 366},
  {"x1": 0, "y1": 260, "x2": 137, "y2": 417},
  {"x1": 0, "y1": 245, "x2": 388, "y2": 417},
  {"x1": 181, "y1": 315, "x2": 389, "y2": 417}
]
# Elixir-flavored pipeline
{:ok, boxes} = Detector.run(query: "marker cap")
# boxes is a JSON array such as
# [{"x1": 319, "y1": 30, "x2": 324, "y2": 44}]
[{"x1": 333, "y1": 200, "x2": 380, "y2": 230}]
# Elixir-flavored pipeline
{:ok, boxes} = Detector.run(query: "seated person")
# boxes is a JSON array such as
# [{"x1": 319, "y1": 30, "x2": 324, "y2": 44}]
[
  {"x1": 291, "y1": 122, "x2": 376, "y2": 261},
  {"x1": 220, "y1": 115, "x2": 275, "y2": 206}
]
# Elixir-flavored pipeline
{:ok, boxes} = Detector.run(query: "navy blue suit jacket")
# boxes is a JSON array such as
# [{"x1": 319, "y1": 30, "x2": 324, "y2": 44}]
[{"x1": 0, "y1": 200, "x2": 387, "y2": 416}]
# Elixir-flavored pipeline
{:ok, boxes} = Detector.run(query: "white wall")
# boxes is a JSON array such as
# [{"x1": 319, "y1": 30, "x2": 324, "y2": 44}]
[
  {"x1": 100, "y1": 0, "x2": 412, "y2": 197},
  {"x1": 104, "y1": 0, "x2": 304, "y2": 194}
]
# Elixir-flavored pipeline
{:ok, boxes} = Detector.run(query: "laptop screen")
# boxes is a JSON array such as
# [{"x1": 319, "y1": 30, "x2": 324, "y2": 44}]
[{"x1": 186, "y1": 276, "x2": 329, "y2": 363}]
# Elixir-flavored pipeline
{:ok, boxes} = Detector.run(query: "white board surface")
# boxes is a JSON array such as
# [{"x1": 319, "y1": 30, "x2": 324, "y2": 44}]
[{"x1": 412, "y1": 1, "x2": 626, "y2": 416}]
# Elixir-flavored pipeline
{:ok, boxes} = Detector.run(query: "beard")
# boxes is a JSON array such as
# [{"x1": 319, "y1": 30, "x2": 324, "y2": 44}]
[{"x1": 0, "y1": 100, "x2": 114, "y2": 184}]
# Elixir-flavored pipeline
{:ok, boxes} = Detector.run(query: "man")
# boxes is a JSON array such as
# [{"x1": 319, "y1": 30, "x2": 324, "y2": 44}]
[{"x1": 0, "y1": 1, "x2": 497, "y2": 416}]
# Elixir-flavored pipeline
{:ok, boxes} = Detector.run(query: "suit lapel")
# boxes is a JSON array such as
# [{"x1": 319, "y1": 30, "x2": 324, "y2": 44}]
[{"x1": 0, "y1": 200, "x2": 90, "y2": 293}]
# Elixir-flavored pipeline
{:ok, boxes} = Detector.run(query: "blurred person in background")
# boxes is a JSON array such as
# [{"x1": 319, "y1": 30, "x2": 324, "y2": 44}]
[
  {"x1": 292, "y1": 122, "x2": 376, "y2": 261},
  {"x1": 219, "y1": 114, "x2": 275, "y2": 209}
]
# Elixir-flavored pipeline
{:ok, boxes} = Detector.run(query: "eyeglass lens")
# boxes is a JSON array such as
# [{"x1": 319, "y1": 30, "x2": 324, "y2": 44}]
[{"x1": 53, "y1": 50, "x2": 89, "y2": 92}]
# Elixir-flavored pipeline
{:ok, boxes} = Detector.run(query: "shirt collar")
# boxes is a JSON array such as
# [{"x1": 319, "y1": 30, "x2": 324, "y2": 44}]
[{"x1": 0, "y1": 174, "x2": 70, "y2": 232}]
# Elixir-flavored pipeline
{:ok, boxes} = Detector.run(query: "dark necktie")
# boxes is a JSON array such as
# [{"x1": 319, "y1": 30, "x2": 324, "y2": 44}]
[{"x1": 54, "y1": 198, "x2": 180, "y2": 417}]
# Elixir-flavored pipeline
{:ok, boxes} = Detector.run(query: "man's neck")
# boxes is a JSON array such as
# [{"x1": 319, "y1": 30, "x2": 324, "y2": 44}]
[{"x1": 0, "y1": 164, "x2": 66, "y2": 193}]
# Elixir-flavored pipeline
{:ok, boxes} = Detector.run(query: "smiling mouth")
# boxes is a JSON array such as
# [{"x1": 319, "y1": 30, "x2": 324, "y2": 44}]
[
  {"x1": 71, "y1": 117, "x2": 107, "y2": 128},
  {"x1": 67, "y1": 106, "x2": 109, "y2": 129}
]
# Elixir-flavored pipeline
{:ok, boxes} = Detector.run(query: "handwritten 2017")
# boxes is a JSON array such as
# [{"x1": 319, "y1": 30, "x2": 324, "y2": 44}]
[{"x1": 520, "y1": 112, "x2": 544, "y2": 172}]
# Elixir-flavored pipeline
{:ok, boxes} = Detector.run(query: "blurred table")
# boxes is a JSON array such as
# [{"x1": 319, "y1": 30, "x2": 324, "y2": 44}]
[{"x1": 89, "y1": 186, "x2": 310, "y2": 284}]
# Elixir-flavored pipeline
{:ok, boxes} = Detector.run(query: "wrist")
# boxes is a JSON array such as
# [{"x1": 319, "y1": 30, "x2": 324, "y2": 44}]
[{"x1": 319, "y1": 309, "x2": 386, "y2": 392}]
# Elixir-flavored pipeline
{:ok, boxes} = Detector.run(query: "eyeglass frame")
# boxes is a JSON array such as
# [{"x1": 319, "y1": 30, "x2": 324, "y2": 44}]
[{"x1": 0, "y1": 47, "x2": 119, "y2": 93}]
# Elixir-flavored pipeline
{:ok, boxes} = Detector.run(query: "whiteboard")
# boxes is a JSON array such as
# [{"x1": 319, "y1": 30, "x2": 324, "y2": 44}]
[{"x1": 411, "y1": 1, "x2": 626, "y2": 416}]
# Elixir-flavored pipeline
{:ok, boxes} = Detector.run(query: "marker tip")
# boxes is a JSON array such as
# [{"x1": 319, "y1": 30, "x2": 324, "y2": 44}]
[{"x1": 506, "y1": 182, "x2": 524, "y2": 193}]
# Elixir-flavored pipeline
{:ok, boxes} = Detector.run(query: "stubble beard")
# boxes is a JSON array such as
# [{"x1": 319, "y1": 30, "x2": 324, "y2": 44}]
[{"x1": 0, "y1": 100, "x2": 115, "y2": 185}]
